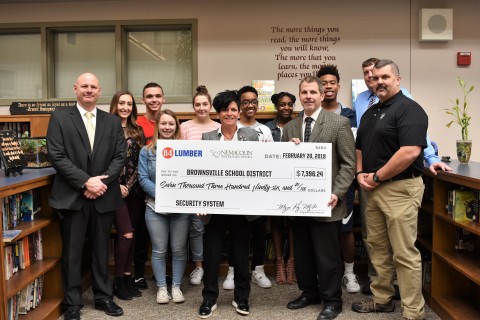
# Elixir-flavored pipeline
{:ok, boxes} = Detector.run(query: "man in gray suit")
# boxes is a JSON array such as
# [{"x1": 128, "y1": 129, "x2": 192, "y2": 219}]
[
  {"x1": 47, "y1": 73, "x2": 126, "y2": 320},
  {"x1": 282, "y1": 75, "x2": 355, "y2": 320}
]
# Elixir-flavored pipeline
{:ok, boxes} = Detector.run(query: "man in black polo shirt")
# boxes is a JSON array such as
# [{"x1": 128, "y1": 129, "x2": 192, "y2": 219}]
[{"x1": 351, "y1": 59, "x2": 427, "y2": 320}]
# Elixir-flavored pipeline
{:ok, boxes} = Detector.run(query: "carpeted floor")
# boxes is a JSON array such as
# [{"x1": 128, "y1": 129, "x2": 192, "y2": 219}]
[{"x1": 62, "y1": 277, "x2": 441, "y2": 320}]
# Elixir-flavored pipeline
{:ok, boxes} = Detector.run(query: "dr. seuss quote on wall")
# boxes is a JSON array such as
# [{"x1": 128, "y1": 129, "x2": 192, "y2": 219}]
[{"x1": 271, "y1": 25, "x2": 341, "y2": 81}]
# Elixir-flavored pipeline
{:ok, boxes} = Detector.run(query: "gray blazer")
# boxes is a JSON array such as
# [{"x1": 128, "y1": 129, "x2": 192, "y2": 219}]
[
  {"x1": 200, "y1": 126, "x2": 259, "y2": 224},
  {"x1": 201, "y1": 126, "x2": 259, "y2": 141},
  {"x1": 282, "y1": 109, "x2": 355, "y2": 223}
]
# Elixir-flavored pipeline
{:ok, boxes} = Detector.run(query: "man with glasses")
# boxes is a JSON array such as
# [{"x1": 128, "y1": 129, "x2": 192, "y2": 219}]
[{"x1": 222, "y1": 86, "x2": 273, "y2": 291}]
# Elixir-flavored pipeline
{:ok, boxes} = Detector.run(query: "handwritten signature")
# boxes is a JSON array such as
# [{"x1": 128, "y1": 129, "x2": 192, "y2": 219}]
[{"x1": 277, "y1": 201, "x2": 318, "y2": 214}]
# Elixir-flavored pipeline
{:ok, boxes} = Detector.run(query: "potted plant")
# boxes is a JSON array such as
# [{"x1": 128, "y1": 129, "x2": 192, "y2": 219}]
[{"x1": 445, "y1": 76, "x2": 474, "y2": 163}]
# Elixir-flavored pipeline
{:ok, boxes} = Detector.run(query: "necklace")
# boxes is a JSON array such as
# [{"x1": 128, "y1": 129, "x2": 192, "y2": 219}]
[{"x1": 222, "y1": 131, "x2": 234, "y2": 141}]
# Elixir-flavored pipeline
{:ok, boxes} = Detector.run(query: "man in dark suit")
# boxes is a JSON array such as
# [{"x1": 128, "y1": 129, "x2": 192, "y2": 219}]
[
  {"x1": 47, "y1": 73, "x2": 126, "y2": 320},
  {"x1": 282, "y1": 75, "x2": 355, "y2": 320}
]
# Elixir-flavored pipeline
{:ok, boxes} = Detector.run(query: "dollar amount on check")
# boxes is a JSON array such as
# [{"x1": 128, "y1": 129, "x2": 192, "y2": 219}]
[{"x1": 155, "y1": 140, "x2": 332, "y2": 217}]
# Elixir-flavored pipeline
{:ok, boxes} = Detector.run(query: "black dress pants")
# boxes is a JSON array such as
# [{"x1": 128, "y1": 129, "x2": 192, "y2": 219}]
[
  {"x1": 202, "y1": 215, "x2": 251, "y2": 302},
  {"x1": 60, "y1": 201, "x2": 115, "y2": 306},
  {"x1": 292, "y1": 218, "x2": 343, "y2": 307}
]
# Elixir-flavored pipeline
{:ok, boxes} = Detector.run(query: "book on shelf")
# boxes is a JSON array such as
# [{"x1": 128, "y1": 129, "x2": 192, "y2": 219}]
[
  {"x1": 471, "y1": 189, "x2": 480, "y2": 223},
  {"x1": 18, "y1": 285, "x2": 29, "y2": 315},
  {"x1": 4, "y1": 245, "x2": 13, "y2": 280},
  {"x1": 454, "y1": 227, "x2": 475, "y2": 251},
  {"x1": 1, "y1": 190, "x2": 41, "y2": 229},
  {"x1": 3, "y1": 230, "x2": 43, "y2": 278},
  {"x1": 7, "y1": 292, "x2": 20, "y2": 320},
  {"x1": 34, "y1": 229, "x2": 43, "y2": 260},
  {"x1": 17, "y1": 275, "x2": 44, "y2": 314},
  {"x1": 446, "y1": 190, "x2": 454, "y2": 218},
  {"x1": 19, "y1": 191, "x2": 34, "y2": 222},
  {"x1": 2, "y1": 229, "x2": 21, "y2": 242},
  {"x1": 453, "y1": 189, "x2": 477, "y2": 223}
]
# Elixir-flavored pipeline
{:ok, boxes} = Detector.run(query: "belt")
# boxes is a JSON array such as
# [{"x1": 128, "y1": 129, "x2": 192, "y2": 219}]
[{"x1": 384, "y1": 171, "x2": 422, "y2": 182}]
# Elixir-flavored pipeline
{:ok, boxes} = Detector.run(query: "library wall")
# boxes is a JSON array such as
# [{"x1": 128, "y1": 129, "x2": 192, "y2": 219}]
[{"x1": 0, "y1": 0, "x2": 479, "y2": 161}]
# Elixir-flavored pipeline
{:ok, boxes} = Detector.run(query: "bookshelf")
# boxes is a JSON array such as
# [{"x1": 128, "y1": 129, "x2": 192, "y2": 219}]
[
  {"x1": 0, "y1": 115, "x2": 51, "y2": 137},
  {"x1": 429, "y1": 160, "x2": 480, "y2": 320},
  {"x1": 0, "y1": 168, "x2": 61, "y2": 320}
]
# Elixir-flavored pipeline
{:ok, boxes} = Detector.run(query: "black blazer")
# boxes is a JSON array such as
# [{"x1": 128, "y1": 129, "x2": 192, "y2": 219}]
[{"x1": 46, "y1": 106, "x2": 126, "y2": 213}]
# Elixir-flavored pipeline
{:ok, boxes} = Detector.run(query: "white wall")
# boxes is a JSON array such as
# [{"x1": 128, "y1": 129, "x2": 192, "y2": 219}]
[{"x1": 0, "y1": 0, "x2": 479, "y2": 161}]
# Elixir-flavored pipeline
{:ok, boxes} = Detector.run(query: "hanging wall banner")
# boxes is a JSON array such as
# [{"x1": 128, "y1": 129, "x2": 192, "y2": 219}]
[{"x1": 10, "y1": 101, "x2": 76, "y2": 115}]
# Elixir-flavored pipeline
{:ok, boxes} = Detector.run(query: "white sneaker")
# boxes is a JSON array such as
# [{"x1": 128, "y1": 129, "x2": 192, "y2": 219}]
[
  {"x1": 251, "y1": 265, "x2": 272, "y2": 288},
  {"x1": 172, "y1": 286, "x2": 185, "y2": 303},
  {"x1": 342, "y1": 273, "x2": 361, "y2": 293},
  {"x1": 156, "y1": 286, "x2": 171, "y2": 304},
  {"x1": 222, "y1": 266, "x2": 235, "y2": 290},
  {"x1": 190, "y1": 267, "x2": 204, "y2": 285}
]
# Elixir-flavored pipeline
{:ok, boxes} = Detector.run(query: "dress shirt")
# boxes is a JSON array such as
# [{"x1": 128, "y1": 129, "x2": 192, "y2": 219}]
[{"x1": 77, "y1": 104, "x2": 97, "y2": 131}]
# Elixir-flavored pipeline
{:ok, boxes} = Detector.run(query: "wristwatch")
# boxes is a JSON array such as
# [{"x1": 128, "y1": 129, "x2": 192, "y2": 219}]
[{"x1": 373, "y1": 172, "x2": 382, "y2": 183}]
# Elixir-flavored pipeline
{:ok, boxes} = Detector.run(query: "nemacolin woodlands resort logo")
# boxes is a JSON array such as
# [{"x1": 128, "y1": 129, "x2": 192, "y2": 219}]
[
  {"x1": 209, "y1": 149, "x2": 254, "y2": 159},
  {"x1": 161, "y1": 147, "x2": 203, "y2": 159}
]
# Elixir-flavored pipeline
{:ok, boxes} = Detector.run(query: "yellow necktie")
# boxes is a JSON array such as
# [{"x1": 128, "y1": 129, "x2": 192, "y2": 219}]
[{"x1": 85, "y1": 112, "x2": 95, "y2": 149}]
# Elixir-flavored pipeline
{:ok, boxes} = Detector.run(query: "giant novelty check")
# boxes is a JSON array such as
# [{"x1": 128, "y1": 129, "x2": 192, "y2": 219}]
[{"x1": 155, "y1": 140, "x2": 332, "y2": 217}]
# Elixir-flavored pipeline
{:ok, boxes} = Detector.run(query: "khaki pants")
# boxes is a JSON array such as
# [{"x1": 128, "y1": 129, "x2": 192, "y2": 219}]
[{"x1": 366, "y1": 176, "x2": 425, "y2": 320}]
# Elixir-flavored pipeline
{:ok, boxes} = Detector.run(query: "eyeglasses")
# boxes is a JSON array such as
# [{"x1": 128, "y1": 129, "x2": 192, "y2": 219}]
[
  {"x1": 278, "y1": 102, "x2": 294, "y2": 108},
  {"x1": 240, "y1": 100, "x2": 258, "y2": 107}
]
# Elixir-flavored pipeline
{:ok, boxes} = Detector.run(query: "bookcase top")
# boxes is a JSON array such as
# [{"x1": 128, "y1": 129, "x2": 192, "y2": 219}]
[
  {"x1": 432, "y1": 160, "x2": 480, "y2": 189},
  {"x1": 0, "y1": 167, "x2": 56, "y2": 191}
]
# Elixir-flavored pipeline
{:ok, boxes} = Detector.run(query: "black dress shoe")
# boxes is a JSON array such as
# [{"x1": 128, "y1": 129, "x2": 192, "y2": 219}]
[
  {"x1": 318, "y1": 305, "x2": 342, "y2": 319},
  {"x1": 198, "y1": 300, "x2": 217, "y2": 319},
  {"x1": 94, "y1": 299, "x2": 124, "y2": 316},
  {"x1": 232, "y1": 298, "x2": 250, "y2": 315},
  {"x1": 287, "y1": 296, "x2": 321, "y2": 310},
  {"x1": 64, "y1": 306, "x2": 81, "y2": 320}
]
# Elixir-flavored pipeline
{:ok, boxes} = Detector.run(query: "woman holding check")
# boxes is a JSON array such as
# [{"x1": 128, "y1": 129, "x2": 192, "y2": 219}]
[{"x1": 198, "y1": 90, "x2": 259, "y2": 319}]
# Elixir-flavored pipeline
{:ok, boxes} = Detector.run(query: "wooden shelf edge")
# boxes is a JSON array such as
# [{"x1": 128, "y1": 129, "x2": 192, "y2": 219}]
[
  {"x1": 432, "y1": 295, "x2": 480, "y2": 320},
  {"x1": 0, "y1": 168, "x2": 55, "y2": 198},
  {"x1": 3, "y1": 218, "x2": 52, "y2": 247},
  {"x1": 434, "y1": 250, "x2": 480, "y2": 286},
  {"x1": 18, "y1": 297, "x2": 62, "y2": 320},
  {"x1": 5, "y1": 257, "x2": 61, "y2": 299},
  {"x1": 435, "y1": 212, "x2": 480, "y2": 236}
]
